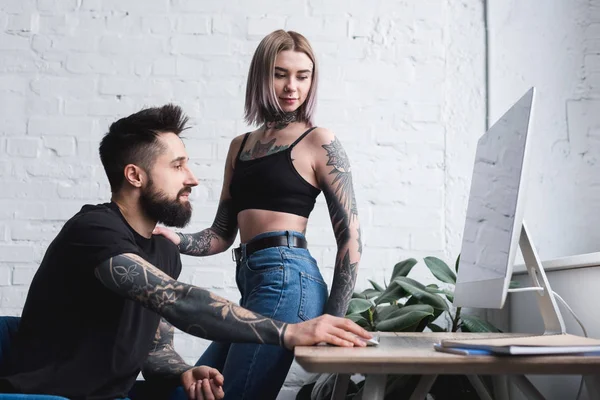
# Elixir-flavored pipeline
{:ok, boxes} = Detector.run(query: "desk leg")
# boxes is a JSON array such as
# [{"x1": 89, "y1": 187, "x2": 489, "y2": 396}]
[
  {"x1": 584, "y1": 375, "x2": 600, "y2": 399},
  {"x1": 466, "y1": 375, "x2": 493, "y2": 400},
  {"x1": 363, "y1": 374, "x2": 387, "y2": 400},
  {"x1": 408, "y1": 375, "x2": 437, "y2": 400},
  {"x1": 492, "y1": 376, "x2": 509, "y2": 400},
  {"x1": 331, "y1": 374, "x2": 350, "y2": 400},
  {"x1": 509, "y1": 375, "x2": 545, "y2": 400}
]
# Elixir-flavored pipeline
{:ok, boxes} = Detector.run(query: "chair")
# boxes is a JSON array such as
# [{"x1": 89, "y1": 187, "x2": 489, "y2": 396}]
[
  {"x1": 0, "y1": 316, "x2": 69, "y2": 400},
  {"x1": 0, "y1": 317, "x2": 181, "y2": 400}
]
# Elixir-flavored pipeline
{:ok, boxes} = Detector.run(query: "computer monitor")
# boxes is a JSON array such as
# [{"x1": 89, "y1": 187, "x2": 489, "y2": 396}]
[
  {"x1": 453, "y1": 87, "x2": 534, "y2": 309},
  {"x1": 453, "y1": 87, "x2": 565, "y2": 334}
]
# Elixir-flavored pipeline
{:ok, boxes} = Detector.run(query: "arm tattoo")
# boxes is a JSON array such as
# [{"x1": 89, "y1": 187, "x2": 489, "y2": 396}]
[
  {"x1": 142, "y1": 318, "x2": 190, "y2": 384},
  {"x1": 326, "y1": 250, "x2": 358, "y2": 317},
  {"x1": 322, "y1": 138, "x2": 360, "y2": 317},
  {"x1": 322, "y1": 138, "x2": 359, "y2": 221},
  {"x1": 323, "y1": 185, "x2": 359, "y2": 316},
  {"x1": 357, "y1": 227, "x2": 363, "y2": 256},
  {"x1": 211, "y1": 198, "x2": 237, "y2": 239},
  {"x1": 178, "y1": 199, "x2": 237, "y2": 256},
  {"x1": 94, "y1": 253, "x2": 288, "y2": 346}
]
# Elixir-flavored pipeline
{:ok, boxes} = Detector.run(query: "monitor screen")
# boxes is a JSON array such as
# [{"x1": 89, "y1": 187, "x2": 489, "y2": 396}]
[{"x1": 453, "y1": 87, "x2": 535, "y2": 309}]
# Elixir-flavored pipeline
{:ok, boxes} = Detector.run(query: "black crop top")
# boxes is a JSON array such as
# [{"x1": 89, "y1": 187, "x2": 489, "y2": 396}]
[{"x1": 229, "y1": 127, "x2": 322, "y2": 218}]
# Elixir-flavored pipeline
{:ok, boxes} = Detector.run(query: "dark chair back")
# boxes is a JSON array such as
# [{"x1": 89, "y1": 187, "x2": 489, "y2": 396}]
[{"x1": 0, "y1": 317, "x2": 20, "y2": 370}]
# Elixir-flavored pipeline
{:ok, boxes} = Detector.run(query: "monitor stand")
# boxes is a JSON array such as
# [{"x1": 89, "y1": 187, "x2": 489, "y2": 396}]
[
  {"x1": 514, "y1": 221, "x2": 566, "y2": 335},
  {"x1": 496, "y1": 221, "x2": 600, "y2": 400},
  {"x1": 409, "y1": 222, "x2": 589, "y2": 400}
]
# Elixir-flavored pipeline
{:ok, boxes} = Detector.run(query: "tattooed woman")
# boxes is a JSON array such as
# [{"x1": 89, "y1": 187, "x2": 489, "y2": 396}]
[{"x1": 155, "y1": 30, "x2": 362, "y2": 399}]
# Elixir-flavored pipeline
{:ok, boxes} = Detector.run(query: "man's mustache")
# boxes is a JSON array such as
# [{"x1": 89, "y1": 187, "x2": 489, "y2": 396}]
[{"x1": 178, "y1": 187, "x2": 192, "y2": 196}]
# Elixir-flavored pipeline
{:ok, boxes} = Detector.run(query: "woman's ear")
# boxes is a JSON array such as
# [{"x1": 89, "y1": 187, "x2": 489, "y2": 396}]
[{"x1": 123, "y1": 164, "x2": 145, "y2": 188}]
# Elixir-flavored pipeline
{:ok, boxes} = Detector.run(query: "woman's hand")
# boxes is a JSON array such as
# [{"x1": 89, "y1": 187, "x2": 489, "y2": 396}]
[{"x1": 152, "y1": 225, "x2": 181, "y2": 246}]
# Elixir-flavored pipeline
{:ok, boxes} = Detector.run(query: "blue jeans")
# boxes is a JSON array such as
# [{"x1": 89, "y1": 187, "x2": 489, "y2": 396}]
[{"x1": 195, "y1": 231, "x2": 328, "y2": 400}]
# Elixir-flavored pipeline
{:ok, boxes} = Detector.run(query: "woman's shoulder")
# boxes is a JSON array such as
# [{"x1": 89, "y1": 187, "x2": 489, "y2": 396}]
[
  {"x1": 229, "y1": 131, "x2": 253, "y2": 150},
  {"x1": 305, "y1": 126, "x2": 338, "y2": 146}
]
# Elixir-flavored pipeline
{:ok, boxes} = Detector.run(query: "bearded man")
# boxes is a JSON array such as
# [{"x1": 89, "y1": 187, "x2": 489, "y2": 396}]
[{"x1": 0, "y1": 104, "x2": 371, "y2": 400}]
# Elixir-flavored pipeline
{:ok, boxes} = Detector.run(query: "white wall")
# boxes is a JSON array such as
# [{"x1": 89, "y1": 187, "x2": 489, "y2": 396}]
[
  {"x1": 488, "y1": 0, "x2": 600, "y2": 259},
  {"x1": 489, "y1": 0, "x2": 600, "y2": 399},
  {"x1": 0, "y1": 1, "x2": 485, "y2": 397}
]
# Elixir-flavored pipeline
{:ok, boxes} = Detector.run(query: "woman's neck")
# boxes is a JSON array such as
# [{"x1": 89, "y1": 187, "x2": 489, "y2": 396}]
[{"x1": 264, "y1": 110, "x2": 298, "y2": 131}]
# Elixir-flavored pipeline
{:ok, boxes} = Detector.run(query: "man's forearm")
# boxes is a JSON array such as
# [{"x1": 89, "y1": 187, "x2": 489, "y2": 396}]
[
  {"x1": 142, "y1": 319, "x2": 190, "y2": 384},
  {"x1": 142, "y1": 348, "x2": 189, "y2": 384},
  {"x1": 162, "y1": 286, "x2": 288, "y2": 346},
  {"x1": 95, "y1": 254, "x2": 288, "y2": 346}
]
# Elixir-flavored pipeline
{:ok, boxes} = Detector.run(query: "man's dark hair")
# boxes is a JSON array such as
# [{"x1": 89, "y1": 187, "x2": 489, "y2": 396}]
[{"x1": 99, "y1": 104, "x2": 189, "y2": 192}]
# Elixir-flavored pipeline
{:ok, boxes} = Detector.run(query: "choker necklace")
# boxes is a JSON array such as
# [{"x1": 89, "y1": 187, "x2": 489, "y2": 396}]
[{"x1": 265, "y1": 110, "x2": 298, "y2": 130}]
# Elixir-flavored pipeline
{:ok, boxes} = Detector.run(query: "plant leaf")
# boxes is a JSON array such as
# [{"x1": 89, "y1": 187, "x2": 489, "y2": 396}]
[
  {"x1": 391, "y1": 258, "x2": 418, "y2": 281},
  {"x1": 509, "y1": 280, "x2": 521, "y2": 289},
  {"x1": 404, "y1": 296, "x2": 420, "y2": 307},
  {"x1": 455, "y1": 253, "x2": 461, "y2": 273},
  {"x1": 346, "y1": 298, "x2": 373, "y2": 315},
  {"x1": 424, "y1": 256, "x2": 457, "y2": 284},
  {"x1": 346, "y1": 313, "x2": 371, "y2": 329},
  {"x1": 428, "y1": 323, "x2": 447, "y2": 332},
  {"x1": 394, "y1": 276, "x2": 449, "y2": 311},
  {"x1": 460, "y1": 314, "x2": 501, "y2": 333},
  {"x1": 369, "y1": 279, "x2": 385, "y2": 292},
  {"x1": 375, "y1": 304, "x2": 434, "y2": 332},
  {"x1": 374, "y1": 281, "x2": 408, "y2": 305},
  {"x1": 425, "y1": 286, "x2": 455, "y2": 303},
  {"x1": 359, "y1": 288, "x2": 382, "y2": 299},
  {"x1": 374, "y1": 305, "x2": 400, "y2": 324}
]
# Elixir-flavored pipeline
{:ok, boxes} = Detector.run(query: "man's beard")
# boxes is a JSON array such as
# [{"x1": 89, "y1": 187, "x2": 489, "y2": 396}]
[{"x1": 139, "y1": 180, "x2": 192, "y2": 228}]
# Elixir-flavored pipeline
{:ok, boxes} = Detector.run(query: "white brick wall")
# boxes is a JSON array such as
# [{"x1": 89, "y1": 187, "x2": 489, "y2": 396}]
[
  {"x1": 488, "y1": 1, "x2": 600, "y2": 399},
  {"x1": 0, "y1": 1, "x2": 487, "y2": 397}
]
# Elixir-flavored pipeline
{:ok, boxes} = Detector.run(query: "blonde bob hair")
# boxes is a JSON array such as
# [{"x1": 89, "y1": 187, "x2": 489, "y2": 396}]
[{"x1": 244, "y1": 30, "x2": 318, "y2": 127}]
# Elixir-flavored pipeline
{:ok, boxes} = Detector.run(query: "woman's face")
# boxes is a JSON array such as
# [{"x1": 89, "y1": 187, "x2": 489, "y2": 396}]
[{"x1": 273, "y1": 50, "x2": 313, "y2": 113}]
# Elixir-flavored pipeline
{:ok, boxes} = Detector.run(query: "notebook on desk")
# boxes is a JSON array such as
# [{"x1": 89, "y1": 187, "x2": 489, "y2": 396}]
[{"x1": 437, "y1": 334, "x2": 600, "y2": 356}]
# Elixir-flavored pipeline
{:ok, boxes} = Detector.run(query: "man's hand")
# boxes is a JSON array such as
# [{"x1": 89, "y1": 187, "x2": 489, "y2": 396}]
[
  {"x1": 181, "y1": 366, "x2": 224, "y2": 400},
  {"x1": 283, "y1": 314, "x2": 373, "y2": 350},
  {"x1": 153, "y1": 225, "x2": 180, "y2": 246}
]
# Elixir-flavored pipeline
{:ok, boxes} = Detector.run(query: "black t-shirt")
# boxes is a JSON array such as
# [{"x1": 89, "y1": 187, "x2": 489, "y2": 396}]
[{"x1": 1, "y1": 202, "x2": 182, "y2": 400}]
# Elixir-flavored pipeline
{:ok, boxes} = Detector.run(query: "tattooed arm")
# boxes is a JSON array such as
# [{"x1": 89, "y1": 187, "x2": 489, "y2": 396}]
[
  {"x1": 177, "y1": 137, "x2": 242, "y2": 256},
  {"x1": 94, "y1": 253, "x2": 370, "y2": 349},
  {"x1": 142, "y1": 318, "x2": 190, "y2": 384},
  {"x1": 96, "y1": 253, "x2": 285, "y2": 345},
  {"x1": 157, "y1": 137, "x2": 244, "y2": 256},
  {"x1": 176, "y1": 198, "x2": 237, "y2": 257},
  {"x1": 314, "y1": 129, "x2": 362, "y2": 317},
  {"x1": 142, "y1": 319, "x2": 225, "y2": 396}
]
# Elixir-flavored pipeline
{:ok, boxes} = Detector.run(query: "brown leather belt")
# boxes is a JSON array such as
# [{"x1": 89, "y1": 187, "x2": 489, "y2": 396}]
[{"x1": 232, "y1": 234, "x2": 308, "y2": 263}]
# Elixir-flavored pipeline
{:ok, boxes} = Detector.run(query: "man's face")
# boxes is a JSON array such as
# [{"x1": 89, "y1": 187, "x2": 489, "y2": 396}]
[{"x1": 139, "y1": 132, "x2": 198, "y2": 228}]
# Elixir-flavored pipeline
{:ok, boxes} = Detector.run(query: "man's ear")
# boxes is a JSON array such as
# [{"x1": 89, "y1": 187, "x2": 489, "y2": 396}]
[{"x1": 124, "y1": 164, "x2": 145, "y2": 188}]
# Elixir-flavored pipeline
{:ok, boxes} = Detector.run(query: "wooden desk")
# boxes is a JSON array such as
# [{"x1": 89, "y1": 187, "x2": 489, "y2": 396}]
[{"x1": 295, "y1": 332, "x2": 600, "y2": 400}]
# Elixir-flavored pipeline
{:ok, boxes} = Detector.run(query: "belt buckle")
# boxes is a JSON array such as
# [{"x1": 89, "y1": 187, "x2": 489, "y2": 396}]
[{"x1": 232, "y1": 247, "x2": 242, "y2": 263}]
